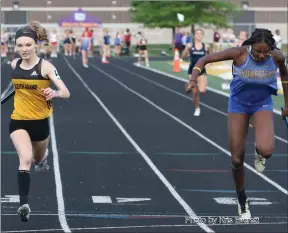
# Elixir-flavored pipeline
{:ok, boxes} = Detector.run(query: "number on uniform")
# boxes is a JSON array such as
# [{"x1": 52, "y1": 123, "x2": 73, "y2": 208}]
[{"x1": 53, "y1": 69, "x2": 61, "y2": 80}]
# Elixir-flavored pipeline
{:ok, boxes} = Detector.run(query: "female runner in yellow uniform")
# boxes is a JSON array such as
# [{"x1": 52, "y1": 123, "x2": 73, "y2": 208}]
[{"x1": 1, "y1": 21, "x2": 70, "y2": 222}]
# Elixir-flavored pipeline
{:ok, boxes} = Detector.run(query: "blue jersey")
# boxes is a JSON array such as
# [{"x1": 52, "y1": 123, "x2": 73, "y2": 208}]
[
  {"x1": 81, "y1": 37, "x2": 90, "y2": 50},
  {"x1": 104, "y1": 35, "x2": 110, "y2": 45},
  {"x1": 114, "y1": 37, "x2": 120, "y2": 46},
  {"x1": 230, "y1": 52, "x2": 278, "y2": 105},
  {"x1": 189, "y1": 42, "x2": 206, "y2": 65}
]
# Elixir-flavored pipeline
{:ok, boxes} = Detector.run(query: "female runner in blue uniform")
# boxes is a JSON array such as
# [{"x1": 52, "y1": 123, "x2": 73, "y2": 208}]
[
  {"x1": 182, "y1": 29, "x2": 210, "y2": 116},
  {"x1": 185, "y1": 28, "x2": 288, "y2": 219}
]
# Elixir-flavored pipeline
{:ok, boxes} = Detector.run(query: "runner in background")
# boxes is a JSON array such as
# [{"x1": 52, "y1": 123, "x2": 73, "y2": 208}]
[
  {"x1": 213, "y1": 30, "x2": 221, "y2": 53},
  {"x1": 182, "y1": 29, "x2": 210, "y2": 116},
  {"x1": 49, "y1": 29, "x2": 58, "y2": 58},
  {"x1": 137, "y1": 32, "x2": 149, "y2": 67},
  {"x1": 124, "y1": 28, "x2": 131, "y2": 55}
]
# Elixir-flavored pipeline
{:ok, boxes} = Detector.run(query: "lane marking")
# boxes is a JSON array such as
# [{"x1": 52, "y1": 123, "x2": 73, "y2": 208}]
[
  {"x1": 1, "y1": 195, "x2": 19, "y2": 203},
  {"x1": 68, "y1": 151, "x2": 137, "y2": 155},
  {"x1": 116, "y1": 197, "x2": 151, "y2": 203},
  {"x1": 214, "y1": 197, "x2": 275, "y2": 205},
  {"x1": 64, "y1": 56, "x2": 214, "y2": 233},
  {"x1": 91, "y1": 196, "x2": 152, "y2": 204},
  {"x1": 92, "y1": 196, "x2": 112, "y2": 204},
  {"x1": 87, "y1": 61, "x2": 288, "y2": 196},
  {"x1": 113, "y1": 63, "x2": 288, "y2": 144},
  {"x1": 49, "y1": 114, "x2": 71, "y2": 232},
  {"x1": 180, "y1": 189, "x2": 278, "y2": 193},
  {"x1": 1, "y1": 82, "x2": 13, "y2": 99}
]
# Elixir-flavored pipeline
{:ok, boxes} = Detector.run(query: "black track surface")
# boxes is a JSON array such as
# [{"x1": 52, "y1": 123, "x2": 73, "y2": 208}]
[{"x1": 1, "y1": 55, "x2": 287, "y2": 233}]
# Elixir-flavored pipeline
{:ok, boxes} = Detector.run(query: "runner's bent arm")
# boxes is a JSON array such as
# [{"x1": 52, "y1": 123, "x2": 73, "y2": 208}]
[
  {"x1": 181, "y1": 42, "x2": 192, "y2": 60},
  {"x1": 189, "y1": 47, "x2": 241, "y2": 83},
  {"x1": 42, "y1": 60, "x2": 70, "y2": 99}
]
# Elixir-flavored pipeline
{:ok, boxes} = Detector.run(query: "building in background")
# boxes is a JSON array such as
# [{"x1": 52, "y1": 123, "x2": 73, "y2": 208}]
[
  {"x1": 1, "y1": 0, "x2": 131, "y2": 24},
  {"x1": 1, "y1": 0, "x2": 287, "y2": 44}
]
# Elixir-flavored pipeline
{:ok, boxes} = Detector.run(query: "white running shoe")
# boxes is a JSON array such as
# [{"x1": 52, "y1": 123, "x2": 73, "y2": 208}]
[
  {"x1": 194, "y1": 108, "x2": 201, "y2": 116},
  {"x1": 237, "y1": 199, "x2": 251, "y2": 220},
  {"x1": 35, "y1": 149, "x2": 50, "y2": 172},
  {"x1": 254, "y1": 146, "x2": 265, "y2": 173},
  {"x1": 17, "y1": 204, "x2": 31, "y2": 222}
]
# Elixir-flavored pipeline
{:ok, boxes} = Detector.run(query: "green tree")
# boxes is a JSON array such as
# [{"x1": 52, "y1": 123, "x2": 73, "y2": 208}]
[{"x1": 130, "y1": 1, "x2": 239, "y2": 41}]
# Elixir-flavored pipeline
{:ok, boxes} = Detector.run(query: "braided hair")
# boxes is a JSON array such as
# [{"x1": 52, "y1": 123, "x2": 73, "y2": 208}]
[{"x1": 242, "y1": 28, "x2": 276, "y2": 50}]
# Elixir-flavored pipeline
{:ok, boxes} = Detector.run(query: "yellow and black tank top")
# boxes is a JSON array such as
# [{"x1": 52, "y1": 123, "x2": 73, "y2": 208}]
[{"x1": 11, "y1": 58, "x2": 53, "y2": 120}]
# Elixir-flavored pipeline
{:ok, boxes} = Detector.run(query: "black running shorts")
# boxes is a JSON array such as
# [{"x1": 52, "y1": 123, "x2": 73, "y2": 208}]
[{"x1": 9, "y1": 118, "x2": 50, "y2": 142}]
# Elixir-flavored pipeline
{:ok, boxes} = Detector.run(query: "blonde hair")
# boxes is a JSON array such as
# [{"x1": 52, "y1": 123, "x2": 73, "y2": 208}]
[
  {"x1": 194, "y1": 28, "x2": 204, "y2": 35},
  {"x1": 25, "y1": 21, "x2": 49, "y2": 44}
]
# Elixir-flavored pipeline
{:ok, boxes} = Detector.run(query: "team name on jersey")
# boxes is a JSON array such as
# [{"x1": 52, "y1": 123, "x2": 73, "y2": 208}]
[
  {"x1": 192, "y1": 51, "x2": 205, "y2": 55},
  {"x1": 241, "y1": 69, "x2": 277, "y2": 79},
  {"x1": 14, "y1": 84, "x2": 38, "y2": 89}
]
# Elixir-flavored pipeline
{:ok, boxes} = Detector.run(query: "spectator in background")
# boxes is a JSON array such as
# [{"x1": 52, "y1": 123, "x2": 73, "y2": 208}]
[
  {"x1": 221, "y1": 29, "x2": 230, "y2": 48},
  {"x1": 124, "y1": 28, "x2": 131, "y2": 55},
  {"x1": 82, "y1": 27, "x2": 93, "y2": 57},
  {"x1": 174, "y1": 28, "x2": 183, "y2": 54},
  {"x1": 186, "y1": 32, "x2": 192, "y2": 44},
  {"x1": 114, "y1": 32, "x2": 121, "y2": 56},
  {"x1": 49, "y1": 29, "x2": 58, "y2": 58},
  {"x1": 82, "y1": 26, "x2": 92, "y2": 37},
  {"x1": 102, "y1": 29, "x2": 110, "y2": 63},
  {"x1": 234, "y1": 30, "x2": 248, "y2": 47},
  {"x1": 63, "y1": 29, "x2": 71, "y2": 56},
  {"x1": 1, "y1": 30, "x2": 9, "y2": 58},
  {"x1": 89, "y1": 29, "x2": 94, "y2": 57},
  {"x1": 181, "y1": 32, "x2": 188, "y2": 55},
  {"x1": 228, "y1": 29, "x2": 236, "y2": 46},
  {"x1": 213, "y1": 30, "x2": 221, "y2": 53},
  {"x1": 79, "y1": 31, "x2": 91, "y2": 68},
  {"x1": 69, "y1": 30, "x2": 76, "y2": 58},
  {"x1": 273, "y1": 29, "x2": 282, "y2": 50},
  {"x1": 6, "y1": 36, "x2": 16, "y2": 64}
]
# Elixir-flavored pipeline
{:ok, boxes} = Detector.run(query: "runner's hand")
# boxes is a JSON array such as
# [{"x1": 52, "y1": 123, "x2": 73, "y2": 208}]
[
  {"x1": 42, "y1": 88, "x2": 59, "y2": 100},
  {"x1": 185, "y1": 81, "x2": 196, "y2": 93},
  {"x1": 282, "y1": 107, "x2": 288, "y2": 120}
]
